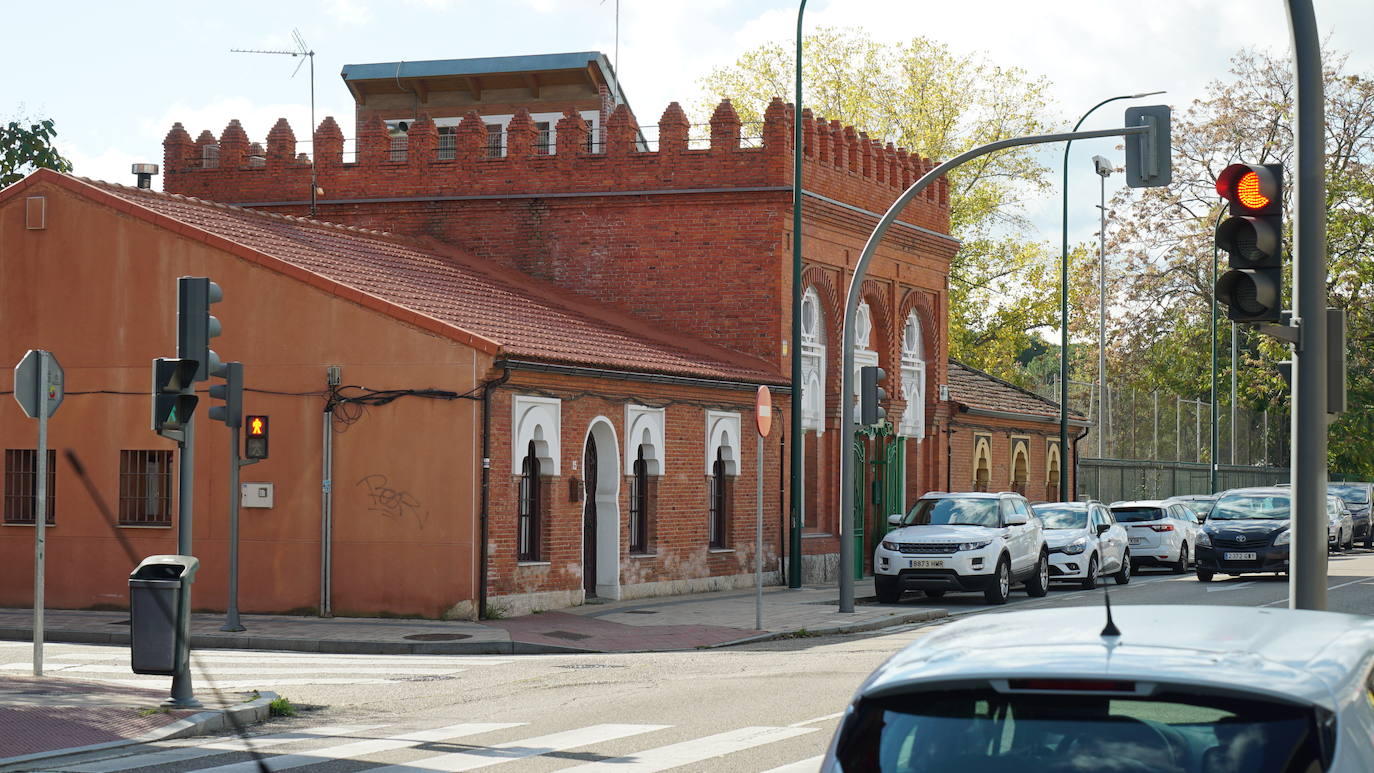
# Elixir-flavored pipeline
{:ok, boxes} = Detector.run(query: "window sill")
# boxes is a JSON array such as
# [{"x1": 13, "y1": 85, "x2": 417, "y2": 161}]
[
  {"x1": 118, "y1": 524, "x2": 173, "y2": 529},
  {"x1": 708, "y1": 548, "x2": 735, "y2": 554},
  {"x1": 516, "y1": 561, "x2": 551, "y2": 567},
  {"x1": 802, "y1": 532, "x2": 833, "y2": 539},
  {"x1": 3, "y1": 522, "x2": 56, "y2": 528},
  {"x1": 628, "y1": 552, "x2": 657, "y2": 559}
]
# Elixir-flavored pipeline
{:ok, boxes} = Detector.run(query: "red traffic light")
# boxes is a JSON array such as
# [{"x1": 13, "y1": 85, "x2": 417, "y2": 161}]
[{"x1": 1215, "y1": 163, "x2": 1281, "y2": 215}]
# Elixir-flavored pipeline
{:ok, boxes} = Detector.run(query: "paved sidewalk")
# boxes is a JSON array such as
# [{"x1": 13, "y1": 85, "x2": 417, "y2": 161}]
[
  {"x1": 0, "y1": 675, "x2": 273, "y2": 769},
  {"x1": 0, "y1": 578, "x2": 943, "y2": 656}
]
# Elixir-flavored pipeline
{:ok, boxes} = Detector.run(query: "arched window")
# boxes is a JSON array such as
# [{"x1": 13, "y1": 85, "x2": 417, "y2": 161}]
[
  {"x1": 852, "y1": 301, "x2": 879, "y2": 422},
  {"x1": 800, "y1": 287, "x2": 826, "y2": 433},
  {"x1": 518, "y1": 440, "x2": 541, "y2": 561},
  {"x1": 1046, "y1": 442, "x2": 1062, "y2": 502},
  {"x1": 898, "y1": 311, "x2": 927, "y2": 438},
  {"x1": 1011, "y1": 446, "x2": 1029, "y2": 496},
  {"x1": 709, "y1": 444, "x2": 730, "y2": 548},
  {"x1": 973, "y1": 438, "x2": 992, "y2": 493},
  {"x1": 629, "y1": 446, "x2": 650, "y2": 554}
]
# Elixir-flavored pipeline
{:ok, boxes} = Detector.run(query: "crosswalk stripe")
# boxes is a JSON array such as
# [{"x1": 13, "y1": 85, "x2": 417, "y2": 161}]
[
  {"x1": 761, "y1": 754, "x2": 825, "y2": 772},
  {"x1": 62, "y1": 726, "x2": 386, "y2": 773},
  {"x1": 190, "y1": 723, "x2": 524, "y2": 773},
  {"x1": 557, "y1": 726, "x2": 820, "y2": 772},
  {"x1": 369, "y1": 724, "x2": 672, "y2": 772},
  {"x1": 99, "y1": 678, "x2": 404, "y2": 688}
]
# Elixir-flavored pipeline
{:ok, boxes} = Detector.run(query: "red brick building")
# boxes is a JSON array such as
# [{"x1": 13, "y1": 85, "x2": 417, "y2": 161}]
[{"x1": 0, "y1": 52, "x2": 1077, "y2": 618}]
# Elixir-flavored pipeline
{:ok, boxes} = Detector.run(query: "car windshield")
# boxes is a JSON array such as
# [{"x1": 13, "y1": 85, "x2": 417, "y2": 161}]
[
  {"x1": 1212, "y1": 493, "x2": 1291, "y2": 521},
  {"x1": 1111, "y1": 507, "x2": 1164, "y2": 523},
  {"x1": 834, "y1": 688, "x2": 1324, "y2": 773},
  {"x1": 1328, "y1": 483, "x2": 1370, "y2": 504},
  {"x1": 1181, "y1": 499, "x2": 1216, "y2": 516},
  {"x1": 1031, "y1": 506, "x2": 1086, "y2": 530},
  {"x1": 903, "y1": 498, "x2": 1000, "y2": 527}
]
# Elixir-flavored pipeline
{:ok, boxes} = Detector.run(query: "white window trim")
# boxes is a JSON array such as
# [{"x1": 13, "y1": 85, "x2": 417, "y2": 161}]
[
  {"x1": 899, "y1": 310, "x2": 926, "y2": 439},
  {"x1": 801, "y1": 287, "x2": 826, "y2": 434},
  {"x1": 852, "y1": 302, "x2": 878, "y2": 423},
  {"x1": 704, "y1": 410, "x2": 741, "y2": 477},
  {"x1": 624, "y1": 404, "x2": 666, "y2": 476},
  {"x1": 512, "y1": 395, "x2": 560, "y2": 475}
]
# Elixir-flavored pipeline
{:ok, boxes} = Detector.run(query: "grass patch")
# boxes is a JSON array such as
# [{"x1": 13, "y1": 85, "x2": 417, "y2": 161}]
[
  {"x1": 482, "y1": 603, "x2": 510, "y2": 620},
  {"x1": 137, "y1": 707, "x2": 170, "y2": 717},
  {"x1": 776, "y1": 628, "x2": 823, "y2": 639},
  {"x1": 268, "y1": 697, "x2": 297, "y2": 717}
]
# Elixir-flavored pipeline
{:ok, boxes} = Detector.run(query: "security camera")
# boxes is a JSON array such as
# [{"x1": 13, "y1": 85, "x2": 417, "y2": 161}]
[{"x1": 1092, "y1": 155, "x2": 1114, "y2": 177}]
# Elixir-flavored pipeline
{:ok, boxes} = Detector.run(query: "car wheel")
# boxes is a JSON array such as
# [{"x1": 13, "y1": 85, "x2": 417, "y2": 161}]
[
  {"x1": 1113, "y1": 552, "x2": 1131, "y2": 585},
  {"x1": 1172, "y1": 544, "x2": 1189, "y2": 574},
  {"x1": 1346, "y1": 532, "x2": 1355, "y2": 550},
  {"x1": 1197, "y1": 567, "x2": 1214, "y2": 583},
  {"x1": 875, "y1": 574, "x2": 902, "y2": 604},
  {"x1": 1081, "y1": 555, "x2": 1099, "y2": 590},
  {"x1": 1026, "y1": 552, "x2": 1050, "y2": 597},
  {"x1": 922, "y1": 590, "x2": 946, "y2": 599},
  {"x1": 1366, "y1": 529, "x2": 1373, "y2": 550},
  {"x1": 984, "y1": 557, "x2": 1011, "y2": 605}
]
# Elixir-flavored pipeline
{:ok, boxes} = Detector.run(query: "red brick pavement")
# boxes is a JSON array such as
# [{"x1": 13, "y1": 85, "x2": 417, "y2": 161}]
[
  {"x1": 483, "y1": 611, "x2": 760, "y2": 652},
  {"x1": 0, "y1": 676, "x2": 192, "y2": 759}
]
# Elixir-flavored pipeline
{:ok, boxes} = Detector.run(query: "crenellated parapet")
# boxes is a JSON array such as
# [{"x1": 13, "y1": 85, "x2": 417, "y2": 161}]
[{"x1": 162, "y1": 99, "x2": 950, "y2": 230}]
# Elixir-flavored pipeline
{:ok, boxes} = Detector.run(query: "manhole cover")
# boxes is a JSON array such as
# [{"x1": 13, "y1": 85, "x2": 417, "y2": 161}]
[
  {"x1": 543, "y1": 630, "x2": 592, "y2": 641},
  {"x1": 623, "y1": 610, "x2": 658, "y2": 615},
  {"x1": 402, "y1": 633, "x2": 472, "y2": 642}
]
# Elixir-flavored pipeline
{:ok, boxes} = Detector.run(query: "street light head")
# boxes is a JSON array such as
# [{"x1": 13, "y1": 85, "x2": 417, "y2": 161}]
[
  {"x1": 1131, "y1": 90, "x2": 1167, "y2": 99},
  {"x1": 1092, "y1": 155, "x2": 1114, "y2": 177}
]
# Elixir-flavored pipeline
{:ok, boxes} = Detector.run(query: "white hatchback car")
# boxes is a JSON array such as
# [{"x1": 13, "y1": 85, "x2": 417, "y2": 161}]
[
  {"x1": 1111, "y1": 500, "x2": 1201, "y2": 573},
  {"x1": 1032, "y1": 501, "x2": 1130, "y2": 588},
  {"x1": 823, "y1": 605, "x2": 1374, "y2": 771},
  {"x1": 875, "y1": 492, "x2": 1048, "y2": 605}
]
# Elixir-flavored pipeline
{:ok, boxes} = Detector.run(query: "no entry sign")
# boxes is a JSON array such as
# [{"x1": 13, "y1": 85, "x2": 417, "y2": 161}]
[{"x1": 755, "y1": 386, "x2": 771, "y2": 437}]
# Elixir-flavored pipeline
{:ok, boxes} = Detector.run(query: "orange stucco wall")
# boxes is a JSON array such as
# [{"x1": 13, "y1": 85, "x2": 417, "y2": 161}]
[{"x1": 0, "y1": 181, "x2": 490, "y2": 618}]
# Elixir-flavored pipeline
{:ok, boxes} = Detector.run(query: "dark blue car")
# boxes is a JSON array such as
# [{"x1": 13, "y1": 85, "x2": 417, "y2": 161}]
[{"x1": 1196, "y1": 487, "x2": 1292, "y2": 581}]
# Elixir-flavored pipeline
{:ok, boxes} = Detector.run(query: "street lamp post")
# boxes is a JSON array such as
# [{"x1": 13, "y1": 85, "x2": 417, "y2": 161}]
[
  {"x1": 1211, "y1": 207, "x2": 1223, "y2": 493},
  {"x1": 1092, "y1": 155, "x2": 1113, "y2": 459},
  {"x1": 787, "y1": 0, "x2": 808, "y2": 590},
  {"x1": 1059, "y1": 91, "x2": 1164, "y2": 501}
]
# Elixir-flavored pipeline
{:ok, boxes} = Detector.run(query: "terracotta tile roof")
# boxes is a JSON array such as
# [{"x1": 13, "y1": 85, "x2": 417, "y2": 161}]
[
  {"x1": 68, "y1": 175, "x2": 781, "y2": 384},
  {"x1": 947, "y1": 359, "x2": 1085, "y2": 422}
]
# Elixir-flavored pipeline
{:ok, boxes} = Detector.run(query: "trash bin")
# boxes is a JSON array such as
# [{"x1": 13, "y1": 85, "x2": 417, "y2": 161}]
[{"x1": 129, "y1": 555, "x2": 199, "y2": 676}]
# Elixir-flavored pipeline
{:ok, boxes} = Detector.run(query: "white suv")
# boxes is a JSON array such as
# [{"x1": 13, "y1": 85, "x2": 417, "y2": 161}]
[{"x1": 875, "y1": 492, "x2": 1049, "y2": 605}]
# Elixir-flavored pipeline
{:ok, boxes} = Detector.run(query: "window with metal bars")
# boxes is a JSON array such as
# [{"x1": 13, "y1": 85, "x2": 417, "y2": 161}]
[
  {"x1": 3, "y1": 449, "x2": 56, "y2": 525},
  {"x1": 437, "y1": 127, "x2": 457, "y2": 160},
  {"x1": 485, "y1": 123, "x2": 504, "y2": 158},
  {"x1": 629, "y1": 447, "x2": 653, "y2": 554},
  {"x1": 709, "y1": 447, "x2": 730, "y2": 548},
  {"x1": 518, "y1": 441, "x2": 541, "y2": 561},
  {"x1": 118, "y1": 450, "x2": 173, "y2": 526}
]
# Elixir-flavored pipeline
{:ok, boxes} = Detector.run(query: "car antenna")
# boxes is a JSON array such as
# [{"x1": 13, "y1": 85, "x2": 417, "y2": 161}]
[{"x1": 1100, "y1": 576, "x2": 1121, "y2": 639}]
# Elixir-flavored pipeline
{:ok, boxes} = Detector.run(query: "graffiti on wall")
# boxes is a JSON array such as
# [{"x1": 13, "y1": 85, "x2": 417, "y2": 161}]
[{"x1": 356, "y1": 473, "x2": 429, "y2": 530}]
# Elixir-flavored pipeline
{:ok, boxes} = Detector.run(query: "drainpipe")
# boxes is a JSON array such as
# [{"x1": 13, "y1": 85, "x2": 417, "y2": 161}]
[
  {"x1": 479, "y1": 367, "x2": 512, "y2": 620},
  {"x1": 944, "y1": 420, "x2": 953, "y2": 492},
  {"x1": 321, "y1": 366, "x2": 341, "y2": 618}
]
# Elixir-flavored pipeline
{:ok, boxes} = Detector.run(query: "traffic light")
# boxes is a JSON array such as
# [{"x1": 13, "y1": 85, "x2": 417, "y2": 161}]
[
  {"x1": 207, "y1": 361, "x2": 243, "y2": 428},
  {"x1": 177, "y1": 276, "x2": 222, "y2": 382},
  {"x1": 860, "y1": 366, "x2": 886, "y2": 426},
  {"x1": 151, "y1": 357, "x2": 199, "y2": 441},
  {"x1": 1215, "y1": 163, "x2": 1284, "y2": 322},
  {"x1": 245, "y1": 415, "x2": 269, "y2": 459}
]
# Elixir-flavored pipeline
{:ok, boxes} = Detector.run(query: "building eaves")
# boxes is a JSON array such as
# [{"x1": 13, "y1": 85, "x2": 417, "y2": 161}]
[{"x1": 947, "y1": 358, "x2": 1087, "y2": 424}]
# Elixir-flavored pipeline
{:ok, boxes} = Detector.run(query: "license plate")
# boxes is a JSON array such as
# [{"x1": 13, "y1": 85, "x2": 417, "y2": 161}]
[
  {"x1": 1224, "y1": 552, "x2": 1257, "y2": 561},
  {"x1": 1128, "y1": 537, "x2": 1144, "y2": 545},
  {"x1": 909, "y1": 559, "x2": 944, "y2": 569}
]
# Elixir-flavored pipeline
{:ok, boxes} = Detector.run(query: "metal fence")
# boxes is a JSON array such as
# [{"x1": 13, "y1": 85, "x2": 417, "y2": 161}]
[
  {"x1": 1078, "y1": 459, "x2": 1288, "y2": 503},
  {"x1": 1042, "y1": 377, "x2": 1289, "y2": 468}
]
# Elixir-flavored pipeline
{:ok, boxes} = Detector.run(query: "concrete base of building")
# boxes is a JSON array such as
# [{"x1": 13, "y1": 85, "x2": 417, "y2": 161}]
[
  {"x1": 798, "y1": 552, "x2": 841, "y2": 584},
  {"x1": 488, "y1": 570, "x2": 788, "y2": 618}
]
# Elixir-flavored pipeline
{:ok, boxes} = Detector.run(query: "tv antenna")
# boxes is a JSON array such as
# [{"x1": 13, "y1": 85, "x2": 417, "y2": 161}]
[{"x1": 231, "y1": 29, "x2": 319, "y2": 216}]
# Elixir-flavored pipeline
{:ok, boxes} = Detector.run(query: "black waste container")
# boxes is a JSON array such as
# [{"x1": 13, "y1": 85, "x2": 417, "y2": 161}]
[{"x1": 129, "y1": 555, "x2": 199, "y2": 676}]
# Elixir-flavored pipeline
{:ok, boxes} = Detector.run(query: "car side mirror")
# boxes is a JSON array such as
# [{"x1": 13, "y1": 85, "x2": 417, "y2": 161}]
[
  {"x1": 887, "y1": 513, "x2": 903, "y2": 527},
  {"x1": 1096, "y1": 523, "x2": 1110, "y2": 536},
  {"x1": 1004, "y1": 513, "x2": 1028, "y2": 527}
]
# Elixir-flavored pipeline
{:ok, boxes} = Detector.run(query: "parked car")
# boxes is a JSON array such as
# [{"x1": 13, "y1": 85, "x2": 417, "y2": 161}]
[
  {"x1": 1109, "y1": 500, "x2": 1201, "y2": 573},
  {"x1": 1031, "y1": 500, "x2": 1130, "y2": 588},
  {"x1": 822, "y1": 604, "x2": 1374, "y2": 771},
  {"x1": 1329, "y1": 494, "x2": 1355, "y2": 551},
  {"x1": 875, "y1": 491, "x2": 1048, "y2": 605},
  {"x1": 1328, "y1": 481, "x2": 1373, "y2": 548},
  {"x1": 1196, "y1": 486, "x2": 1293, "y2": 581},
  {"x1": 1163, "y1": 493, "x2": 1219, "y2": 522}
]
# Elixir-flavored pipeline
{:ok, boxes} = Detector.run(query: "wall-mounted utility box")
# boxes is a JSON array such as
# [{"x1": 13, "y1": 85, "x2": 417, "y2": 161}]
[{"x1": 241, "y1": 482, "x2": 274, "y2": 508}]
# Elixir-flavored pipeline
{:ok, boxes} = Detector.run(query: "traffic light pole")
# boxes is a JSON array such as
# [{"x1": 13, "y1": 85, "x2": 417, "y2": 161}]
[
  {"x1": 840, "y1": 122, "x2": 1154, "y2": 612},
  {"x1": 168, "y1": 409, "x2": 199, "y2": 708},
  {"x1": 1285, "y1": 0, "x2": 1328, "y2": 611}
]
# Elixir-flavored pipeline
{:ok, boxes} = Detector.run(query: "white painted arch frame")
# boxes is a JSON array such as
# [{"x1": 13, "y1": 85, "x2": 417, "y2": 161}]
[
  {"x1": 624, "y1": 405, "x2": 665, "y2": 475},
  {"x1": 972, "y1": 436, "x2": 993, "y2": 488},
  {"x1": 512, "y1": 394, "x2": 560, "y2": 475},
  {"x1": 704, "y1": 410, "x2": 741, "y2": 477},
  {"x1": 583, "y1": 416, "x2": 623, "y2": 600}
]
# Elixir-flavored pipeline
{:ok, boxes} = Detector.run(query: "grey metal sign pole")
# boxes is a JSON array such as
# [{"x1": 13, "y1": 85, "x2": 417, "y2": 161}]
[
  {"x1": 1285, "y1": 0, "x2": 1328, "y2": 610},
  {"x1": 222, "y1": 428, "x2": 246, "y2": 632},
  {"x1": 14, "y1": 349, "x2": 63, "y2": 676},
  {"x1": 757, "y1": 430, "x2": 765, "y2": 631},
  {"x1": 838, "y1": 122, "x2": 1156, "y2": 612}
]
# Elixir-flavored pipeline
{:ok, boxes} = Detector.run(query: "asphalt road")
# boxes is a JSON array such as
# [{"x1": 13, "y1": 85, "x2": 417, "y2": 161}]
[{"x1": 34, "y1": 548, "x2": 1374, "y2": 772}]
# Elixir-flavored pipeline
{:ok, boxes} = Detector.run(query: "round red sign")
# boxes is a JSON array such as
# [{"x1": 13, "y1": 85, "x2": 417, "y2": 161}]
[{"x1": 755, "y1": 385, "x2": 772, "y2": 437}]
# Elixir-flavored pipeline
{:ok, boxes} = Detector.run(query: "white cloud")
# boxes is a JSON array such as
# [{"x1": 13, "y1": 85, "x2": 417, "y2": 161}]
[{"x1": 321, "y1": 0, "x2": 375, "y2": 26}]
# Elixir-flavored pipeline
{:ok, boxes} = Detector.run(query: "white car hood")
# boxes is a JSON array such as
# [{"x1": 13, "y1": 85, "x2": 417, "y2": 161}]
[
  {"x1": 1044, "y1": 529, "x2": 1089, "y2": 548},
  {"x1": 888, "y1": 524, "x2": 1000, "y2": 542}
]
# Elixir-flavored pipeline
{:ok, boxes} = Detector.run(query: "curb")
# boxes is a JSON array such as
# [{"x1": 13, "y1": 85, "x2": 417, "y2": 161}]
[
  {"x1": 0, "y1": 692, "x2": 276, "y2": 771},
  {"x1": 0, "y1": 628, "x2": 514, "y2": 656},
  {"x1": 711, "y1": 608, "x2": 949, "y2": 648}
]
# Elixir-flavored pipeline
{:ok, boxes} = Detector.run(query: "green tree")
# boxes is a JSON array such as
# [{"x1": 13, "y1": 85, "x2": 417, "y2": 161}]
[
  {"x1": 1103, "y1": 48, "x2": 1374, "y2": 475},
  {"x1": 1, "y1": 117, "x2": 72, "y2": 189},
  {"x1": 697, "y1": 28, "x2": 1063, "y2": 384}
]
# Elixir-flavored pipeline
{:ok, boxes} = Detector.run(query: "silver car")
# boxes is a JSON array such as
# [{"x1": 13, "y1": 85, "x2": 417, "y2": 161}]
[
  {"x1": 823, "y1": 605, "x2": 1374, "y2": 771},
  {"x1": 1329, "y1": 494, "x2": 1355, "y2": 551}
]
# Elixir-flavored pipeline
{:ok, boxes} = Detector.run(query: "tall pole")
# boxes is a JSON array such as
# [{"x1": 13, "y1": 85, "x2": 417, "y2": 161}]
[
  {"x1": 1286, "y1": 0, "x2": 1328, "y2": 611},
  {"x1": 221, "y1": 415, "x2": 245, "y2": 633},
  {"x1": 1211, "y1": 209, "x2": 1222, "y2": 492},
  {"x1": 1231, "y1": 324, "x2": 1239, "y2": 465},
  {"x1": 756, "y1": 431, "x2": 764, "y2": 630},
  {"x1": 168, "y1": 411, "x2": 197, "y2": 707},
  {"x1": 33, "y1": 352, "x2": 49, "y2": 677},
  {"x1": 1060, "y1": 91, "x2": 1164, "y2": 500},
  {"x1": 787, "y1": 0, "x2": 807, "y2": 589},
  {"x1": 1096, "y1": 169, "x2": 1108, "y2": 459}
]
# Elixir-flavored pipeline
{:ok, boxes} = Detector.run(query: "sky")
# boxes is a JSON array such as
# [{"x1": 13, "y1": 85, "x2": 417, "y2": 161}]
[{"x1": 4, "y1": 0, "x2": 1372, "y2": 245}]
